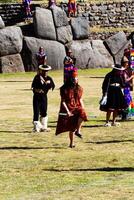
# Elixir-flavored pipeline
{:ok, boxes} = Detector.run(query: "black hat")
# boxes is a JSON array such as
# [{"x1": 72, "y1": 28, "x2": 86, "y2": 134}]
[
  {"x1": 39, "y1": 64, "x2": 51, "y2": 71},
  {"x1": 112, "y1": 64, "x2": 125, "y2": 70}
]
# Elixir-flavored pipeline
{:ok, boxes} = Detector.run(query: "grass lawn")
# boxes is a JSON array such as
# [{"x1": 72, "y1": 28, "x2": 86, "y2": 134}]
[{"x1": 0, "y1": 69, "x2": 134, "y2": 200}]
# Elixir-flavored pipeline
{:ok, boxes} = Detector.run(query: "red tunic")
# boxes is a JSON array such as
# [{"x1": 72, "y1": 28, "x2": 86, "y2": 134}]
[{"x1": 55, "y1": 85, "x2": 87, "y2": 135}]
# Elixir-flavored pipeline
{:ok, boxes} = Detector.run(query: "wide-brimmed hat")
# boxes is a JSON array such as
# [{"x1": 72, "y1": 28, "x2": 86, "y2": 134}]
[
  {"x1": 112, "y1": 64, "x2": 125, "y2": 70},
  {"x1": 39, "y1": 64, "x2": 51, "y2": 71}
]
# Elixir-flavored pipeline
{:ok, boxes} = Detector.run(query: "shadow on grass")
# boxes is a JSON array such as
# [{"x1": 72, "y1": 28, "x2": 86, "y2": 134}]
[
  {"x1": 0, "y1": 131, "x2": 32, "y2": 133},
  {"x1": 0, "y1": 146, "x2": 66, "y2": 150},
  {"x1": 0, "y1": 81, "x2": 30, "y2": 82},
  {"x1": 84, "y1": 125, "x2": 104, "y2": 128},
  {"x1": 42, "y1": 167, "x2": 134, "y2": 172},
  {"x1": 86, "y1": 139, "x2": 134, "y2": 144},
  {"x1": 88, "y1": 76, "x2": 104, "y2": 79}
]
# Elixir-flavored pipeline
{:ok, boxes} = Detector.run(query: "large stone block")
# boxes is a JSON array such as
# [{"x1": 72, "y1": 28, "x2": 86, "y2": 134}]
[
  {"x1": 70, "y1": 17, "x2": 89, "y2": 40},
  {"x1": 51, "y1": 6, "x2": 69, "y2": 27},
  {"x1": 22, "y1": 36, "x2": 66, "y2": 71},
  {"x1": 33, "y1": 7, "x2": 56, "y2": 40},
  {"x1": 57, "y1": 25, "x2": 73, "y2": 44},
  {"x1": 91, "y1": 40, "x2": 114, "y2": 67},
  {"x1": 104, "y1": 31, "x2": 128, "y2": 64},
  {"x1": 0, "y1": 26, "x2": 23, "y2": 56},
  {"x1": 0, "y1": 54, "x2": 25, "y2": 73},
  {"x1": 70, "y1": 40, "x2": 113, "y2": 69}
]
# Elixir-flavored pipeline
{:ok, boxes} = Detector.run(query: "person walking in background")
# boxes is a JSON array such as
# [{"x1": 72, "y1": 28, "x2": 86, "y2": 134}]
[
  {"x1": 55, "y1": 68, "x2": 87, "y2": 148},
  {"x1": 101, "y1": 64, "x2": 127, "y2": 127},
  {"x1": 36, "y1": 47, "x2": 47, "y2": 67},
  {"x1": 48, "y1": 0, "x2": 56, "y2": 8},
  {"x1": 31, "y1": 64, "x2": 55, "y2": 132},
  {"x1": 22, "y1": 0, "x2": 32, "y2": 22},
  {"x1": 68, "y1": 0, "x2": 77, "y2": 17}
]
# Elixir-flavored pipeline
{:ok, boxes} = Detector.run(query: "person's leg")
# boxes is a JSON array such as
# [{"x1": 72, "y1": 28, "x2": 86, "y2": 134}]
[
  {"x1": 33, "y1": 95, "x2": 42, "y2": 132},
  {"x1": 104, "y1": 110, "x2": 111, "y2": 126},
  {"x1": 69, "y1": 131, "x2": 75, "y2": 148},
  {"x1": 112, "y1": 110, "x2": 120, "y2": 126},
  {"x1": 77, "y1": 117, "x2": 83, "y2": 132},
  {"x1": 75, "y1": 117, "x2": 83, "y2": 138},
  {"x1": 33, "y1": 95, "x2": 40, "y2": 122},
  {"x1": 40, "y1": 95, "x2": 50, "y2": 131},
  {"x1": 106, "y1": 110, "x2": 111, "y2": 123},
  {"x1": 112, "y1": 110, "x2": 118, "y2": 123}
]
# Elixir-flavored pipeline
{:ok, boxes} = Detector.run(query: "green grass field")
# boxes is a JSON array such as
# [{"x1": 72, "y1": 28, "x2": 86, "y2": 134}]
[{"x1": 0, "y1": 69, "x2": 134, "y2": 200}]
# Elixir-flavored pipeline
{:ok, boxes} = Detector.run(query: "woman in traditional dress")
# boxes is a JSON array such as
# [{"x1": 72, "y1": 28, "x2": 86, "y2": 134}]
[
  {"x1": 63, "y1": 48, "x2": 76, "y2": 83},
  {"x1": 101, "y1": 64, "x2": 127, "y2": 127},
  {"x1": 36, "y1": 47, "x2": 47, "y2": 67},
  {"x1": 120, "y1": 56, "x2": 134, "y2": 120},
  {"x1": 55, "y1": 69, "x2": 87, "y2": 148},
  {"x1": 68, "y1": 0, "x2": 76, "y2": 17}
]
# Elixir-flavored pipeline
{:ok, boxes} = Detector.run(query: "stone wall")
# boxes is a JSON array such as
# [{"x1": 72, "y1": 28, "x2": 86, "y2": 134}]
[
  {"x1": 78, "y1": 1, "x2": 134, "y2": 28},
  {"x1": 0, "y1": 1, "x2": 134, "y2": 29},
  {"x1": 0, "y1": 3, "x2": 40, "y2": 26}
]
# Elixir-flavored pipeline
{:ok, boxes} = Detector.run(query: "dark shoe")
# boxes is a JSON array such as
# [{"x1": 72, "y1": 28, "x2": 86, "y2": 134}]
[
  {"x1": 75, "y1": 131, "x2": 83, "y2": 139},
  {"x1": 69, "y1": 144, "x2": 75, "y2": 148}
]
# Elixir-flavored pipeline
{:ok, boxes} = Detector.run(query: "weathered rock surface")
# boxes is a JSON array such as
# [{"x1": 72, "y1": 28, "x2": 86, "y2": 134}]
[
  {"x1": 51, "y1": 6, "x2": 69, "y2": 27},
  {"x1": 0, "y1": 16, "x2": 5, "y2": 29},
  {"x1": 70, "y1": 40, "x2": 113, "y2": 69},
  {"x1": 57, "y1": 25, "x2": 73, "y2": 44},
  {"x1": 33, "y1": 7, "x2": 56, "y2": 40},
  {"x1": 70, "y1": 17, "x2": 89, "y2": 40},
  {"x1": 0, "y1": 26, "x2": 23, "y2": 57},
  {"x1": 22, "y1": 36, "x2": 66, "y2": 71},
  {"x1": 0, "y1": 54, "x2": 24, "y2": 73},
  {"x1": 104, "y1": 31, "x2": 128, "y2": 64}
]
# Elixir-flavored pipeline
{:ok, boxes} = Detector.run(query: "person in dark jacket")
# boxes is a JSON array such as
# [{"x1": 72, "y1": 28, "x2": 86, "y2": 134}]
[
  {"x1": 101, "y1": 64, "x2": 127, "y2": 127},
  {"x1": 31, "y1": 64, "x2": 55, "y2": 132}
]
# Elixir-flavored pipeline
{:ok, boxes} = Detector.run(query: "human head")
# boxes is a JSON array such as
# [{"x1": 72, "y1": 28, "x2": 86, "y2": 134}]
[
  {"x1": 65, "y1": 68, "x2": 78, "y2": 87},
  {"x1": 67, "y1": 49, "x2": 72, "y2": 56},
  {"x1": 121, "y1": 56, "x2": 129, "y2": 69},
  {"x1": 39, "y1": 46, "x2": 44, "y2": 52}
]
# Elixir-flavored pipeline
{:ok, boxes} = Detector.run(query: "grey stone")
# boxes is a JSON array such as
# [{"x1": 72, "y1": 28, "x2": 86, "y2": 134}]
[
  {"x1": 0, "y1": 16, "x2": 5, "y2": 29},
  {"x1": 70, "y1": 17, "x2": 89, "y2": 40},
  {"x1": 0, "y1": 54, "x2": 25, "y2": 73},
  {"x1": 104, "y1": 31, "x2": 128, "y2": 64},
  {"x1": 22, "y1": 36, "x2": 66, "y2": 71},
  {"x1": 33, "y1": 7, "x2": 56, "y2": 40},
  {"x1": 91, "y1": 40, "x2": 114, "y2": 67},
  {"x1": 70, "y1": 40, "x2": 113, "y2": 69},
  {"x1": 57, "y1": 25, "x2": 73, "y2": 44},
  {"x1": 51, "y1": 6, "x2": 69, "y2": 27},
  {"x1": 0, "y1": 26, "x2": 23, "y2": 57}
]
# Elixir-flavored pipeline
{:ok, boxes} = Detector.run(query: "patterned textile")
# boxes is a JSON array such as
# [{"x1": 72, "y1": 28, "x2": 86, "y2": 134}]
[
  {"x1": 68, "y1": 0, "x2": 76, "y2": 12},
  {"x1": 36, "y1": 52, "x2": 47, "y2": 66},
  {"x1": 123, "y1": 87, "x2": 132, "y2": 107},
  {"x1": 130, "y1": 48, "x2": 134, "y2": 70}
]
